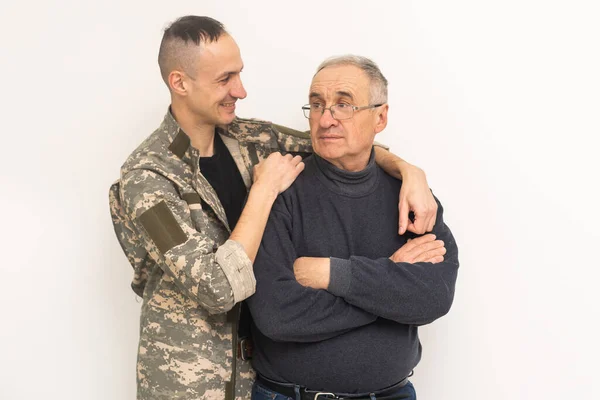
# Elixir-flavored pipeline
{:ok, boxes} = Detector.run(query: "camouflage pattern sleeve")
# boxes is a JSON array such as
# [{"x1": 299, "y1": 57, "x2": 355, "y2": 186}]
[
  {"x1": 120, "y1": 169, "x2": 255, "y2": 314},
  {"x1": 270, "y1": 123, "x2": 313, "y2": 153}
]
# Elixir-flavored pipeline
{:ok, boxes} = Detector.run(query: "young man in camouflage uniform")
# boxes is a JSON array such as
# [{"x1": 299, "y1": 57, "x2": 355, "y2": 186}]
[{"x1": 109, "y1": 16, "x2": 438, "y2": 400}]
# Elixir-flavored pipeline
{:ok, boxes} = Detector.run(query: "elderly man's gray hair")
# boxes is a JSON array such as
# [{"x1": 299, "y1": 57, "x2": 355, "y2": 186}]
[{"x1": 315, "y1": 55, "x2": 388, "y2": 104}]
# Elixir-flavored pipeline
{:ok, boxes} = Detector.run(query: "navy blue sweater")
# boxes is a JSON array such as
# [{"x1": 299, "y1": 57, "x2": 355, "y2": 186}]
[{"x1": 247, "y1": 151, "x2": 459, "y2": 393}]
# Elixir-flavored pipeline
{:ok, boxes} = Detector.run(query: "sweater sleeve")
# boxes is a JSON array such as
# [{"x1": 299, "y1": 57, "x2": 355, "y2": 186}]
[
  {"x1": 327, "y1": 197, "x2": 459, "y2": 326},
  {"x1": 246, "y1": 202, "x2": 378, "y2": 343}
]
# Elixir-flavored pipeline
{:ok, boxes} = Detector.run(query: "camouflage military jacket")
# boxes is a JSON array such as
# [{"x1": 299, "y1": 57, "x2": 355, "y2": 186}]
[{"x1": 109, "y1": 111, "x2": 312, "y2": 399}]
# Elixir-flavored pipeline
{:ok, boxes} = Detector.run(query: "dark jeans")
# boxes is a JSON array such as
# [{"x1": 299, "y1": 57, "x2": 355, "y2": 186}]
[{"x1": 251, "y1": 379, "x2": 417, "y2": 400}]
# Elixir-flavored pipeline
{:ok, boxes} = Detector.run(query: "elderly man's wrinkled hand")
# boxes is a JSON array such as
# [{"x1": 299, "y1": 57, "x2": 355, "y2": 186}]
[
  {"x1": 390, "y1": 234, "x2": 446, "y2": 264},
  {"x1": 293, "y1": 257, "x2": 330, "y2": 290}
]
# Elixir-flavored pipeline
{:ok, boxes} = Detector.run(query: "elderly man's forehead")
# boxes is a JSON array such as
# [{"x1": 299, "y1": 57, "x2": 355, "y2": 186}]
[{"x1": 310, "y1": 65, "x2": 369, "y2": 98}]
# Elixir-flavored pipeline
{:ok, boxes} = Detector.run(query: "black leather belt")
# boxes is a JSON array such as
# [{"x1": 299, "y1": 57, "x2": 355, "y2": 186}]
[{"x1": 256, "y1": 375, "x2": 411, "y2": 400}]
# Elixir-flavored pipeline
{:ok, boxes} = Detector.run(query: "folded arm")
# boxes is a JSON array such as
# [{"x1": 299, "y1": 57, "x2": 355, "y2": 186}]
[
  {"x1": 295, "y1": 197, "x2": 459, "y2": 325},
  {"x1": 246, "y1": 206, "x2": 378, "y2": 343}
]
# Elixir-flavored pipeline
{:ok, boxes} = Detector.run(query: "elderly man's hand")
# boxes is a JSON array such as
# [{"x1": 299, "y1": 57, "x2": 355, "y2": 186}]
[
  {"x1": 398, "y1": 164, "x2": 438, "y2": 235},
  {"x1": 390, "y1": 234, "x2": 446, "y2": 263},
  {"x1": 293, "y1": 257, "x2": 330, "y2": 290}
]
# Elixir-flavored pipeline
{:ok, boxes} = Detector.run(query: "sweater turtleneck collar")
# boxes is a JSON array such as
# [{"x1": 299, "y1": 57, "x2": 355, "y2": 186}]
[{"x1": 313, "y1": 148, "x2": 379, "y2": 197}]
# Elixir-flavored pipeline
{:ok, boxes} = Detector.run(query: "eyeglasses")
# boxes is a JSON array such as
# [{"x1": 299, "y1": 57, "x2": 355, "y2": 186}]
[{"x1": 302, "y1": 103, "x2": 384, "y2": 120}]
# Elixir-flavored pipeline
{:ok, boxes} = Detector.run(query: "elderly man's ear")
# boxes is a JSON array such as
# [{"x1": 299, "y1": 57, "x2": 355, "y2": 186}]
[{"x1": 374, "y1": 104, "x2": 389, "y2": 134}]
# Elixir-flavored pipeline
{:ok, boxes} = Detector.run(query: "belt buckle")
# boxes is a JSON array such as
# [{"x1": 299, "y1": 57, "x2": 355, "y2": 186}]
[
  {"x1": 314, "y1": 392, "x2": 337, "y2": 400},
  {"x1": 238, "y1": 338, "x2": 253, "y2": 361}
]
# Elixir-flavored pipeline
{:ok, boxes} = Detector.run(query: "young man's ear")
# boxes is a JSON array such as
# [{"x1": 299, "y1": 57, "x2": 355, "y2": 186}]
[{"x1": 168, "y1": 70, "x2": 187, "y2": 96}]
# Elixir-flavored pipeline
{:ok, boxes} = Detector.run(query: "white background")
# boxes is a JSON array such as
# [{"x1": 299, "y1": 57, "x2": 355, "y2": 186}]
[{"x1": 1, "y1": 1, "x2": 599, "y2": 399}]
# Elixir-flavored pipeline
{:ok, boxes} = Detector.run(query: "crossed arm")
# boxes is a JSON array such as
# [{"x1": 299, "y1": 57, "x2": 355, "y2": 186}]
[
  {"x1": 246, "y1": 196, "x2": 459, "y2": 342},
  {"x1": 294, "y1": 199, "x2": 459, "y2": 326}
]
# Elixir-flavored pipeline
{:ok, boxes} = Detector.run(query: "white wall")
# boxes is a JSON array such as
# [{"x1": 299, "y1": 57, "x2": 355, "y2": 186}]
[{"x1": 1, "y1": 1, "x2": 598, "y2": 399}]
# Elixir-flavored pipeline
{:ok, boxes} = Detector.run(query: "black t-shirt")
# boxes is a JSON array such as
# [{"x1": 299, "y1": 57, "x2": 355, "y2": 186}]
[
  {"x1": 199, "y1": 132, "x2": 253, "y2": 338},
  {"x1": 199, "y1": 132, "x2": 247, "y2": 229}
]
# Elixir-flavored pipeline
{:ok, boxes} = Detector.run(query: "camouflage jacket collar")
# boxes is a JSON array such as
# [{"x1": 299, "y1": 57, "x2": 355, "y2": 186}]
[
  {"x1": 159, "y1": 110, "x2": 201, "y2": 167},
  {"x1": 157, "y1": 111, "x2": 230, "y2": 230},
  {"x1": 155, "y1": 110, "x2": 280, "y2": 232},
  {"x1": 161, "y1": 110, "x2": 278, "y2": 166}
]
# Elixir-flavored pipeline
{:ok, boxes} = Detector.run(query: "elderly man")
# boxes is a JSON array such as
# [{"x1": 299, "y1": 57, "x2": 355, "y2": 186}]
[
  {"x1": 247, "y1": 56, "x2": 460, "y2": 400},
  {"x1": 109, "y1": 16, "x2": 439, "y2": 400}
]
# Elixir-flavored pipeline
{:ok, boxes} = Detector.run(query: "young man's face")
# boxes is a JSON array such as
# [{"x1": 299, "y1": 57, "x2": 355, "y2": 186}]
[
  {"x1": 184, "y1": 34, "x2": 247, "y2": 126},
  {"x1": 308, "y1": 64, "x2": 388, "y2": 171}
]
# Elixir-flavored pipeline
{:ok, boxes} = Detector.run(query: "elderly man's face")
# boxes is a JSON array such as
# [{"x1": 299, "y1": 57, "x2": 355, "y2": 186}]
[{"x1": 308, "y1": 64, "x2": 387, "y2": 171}]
